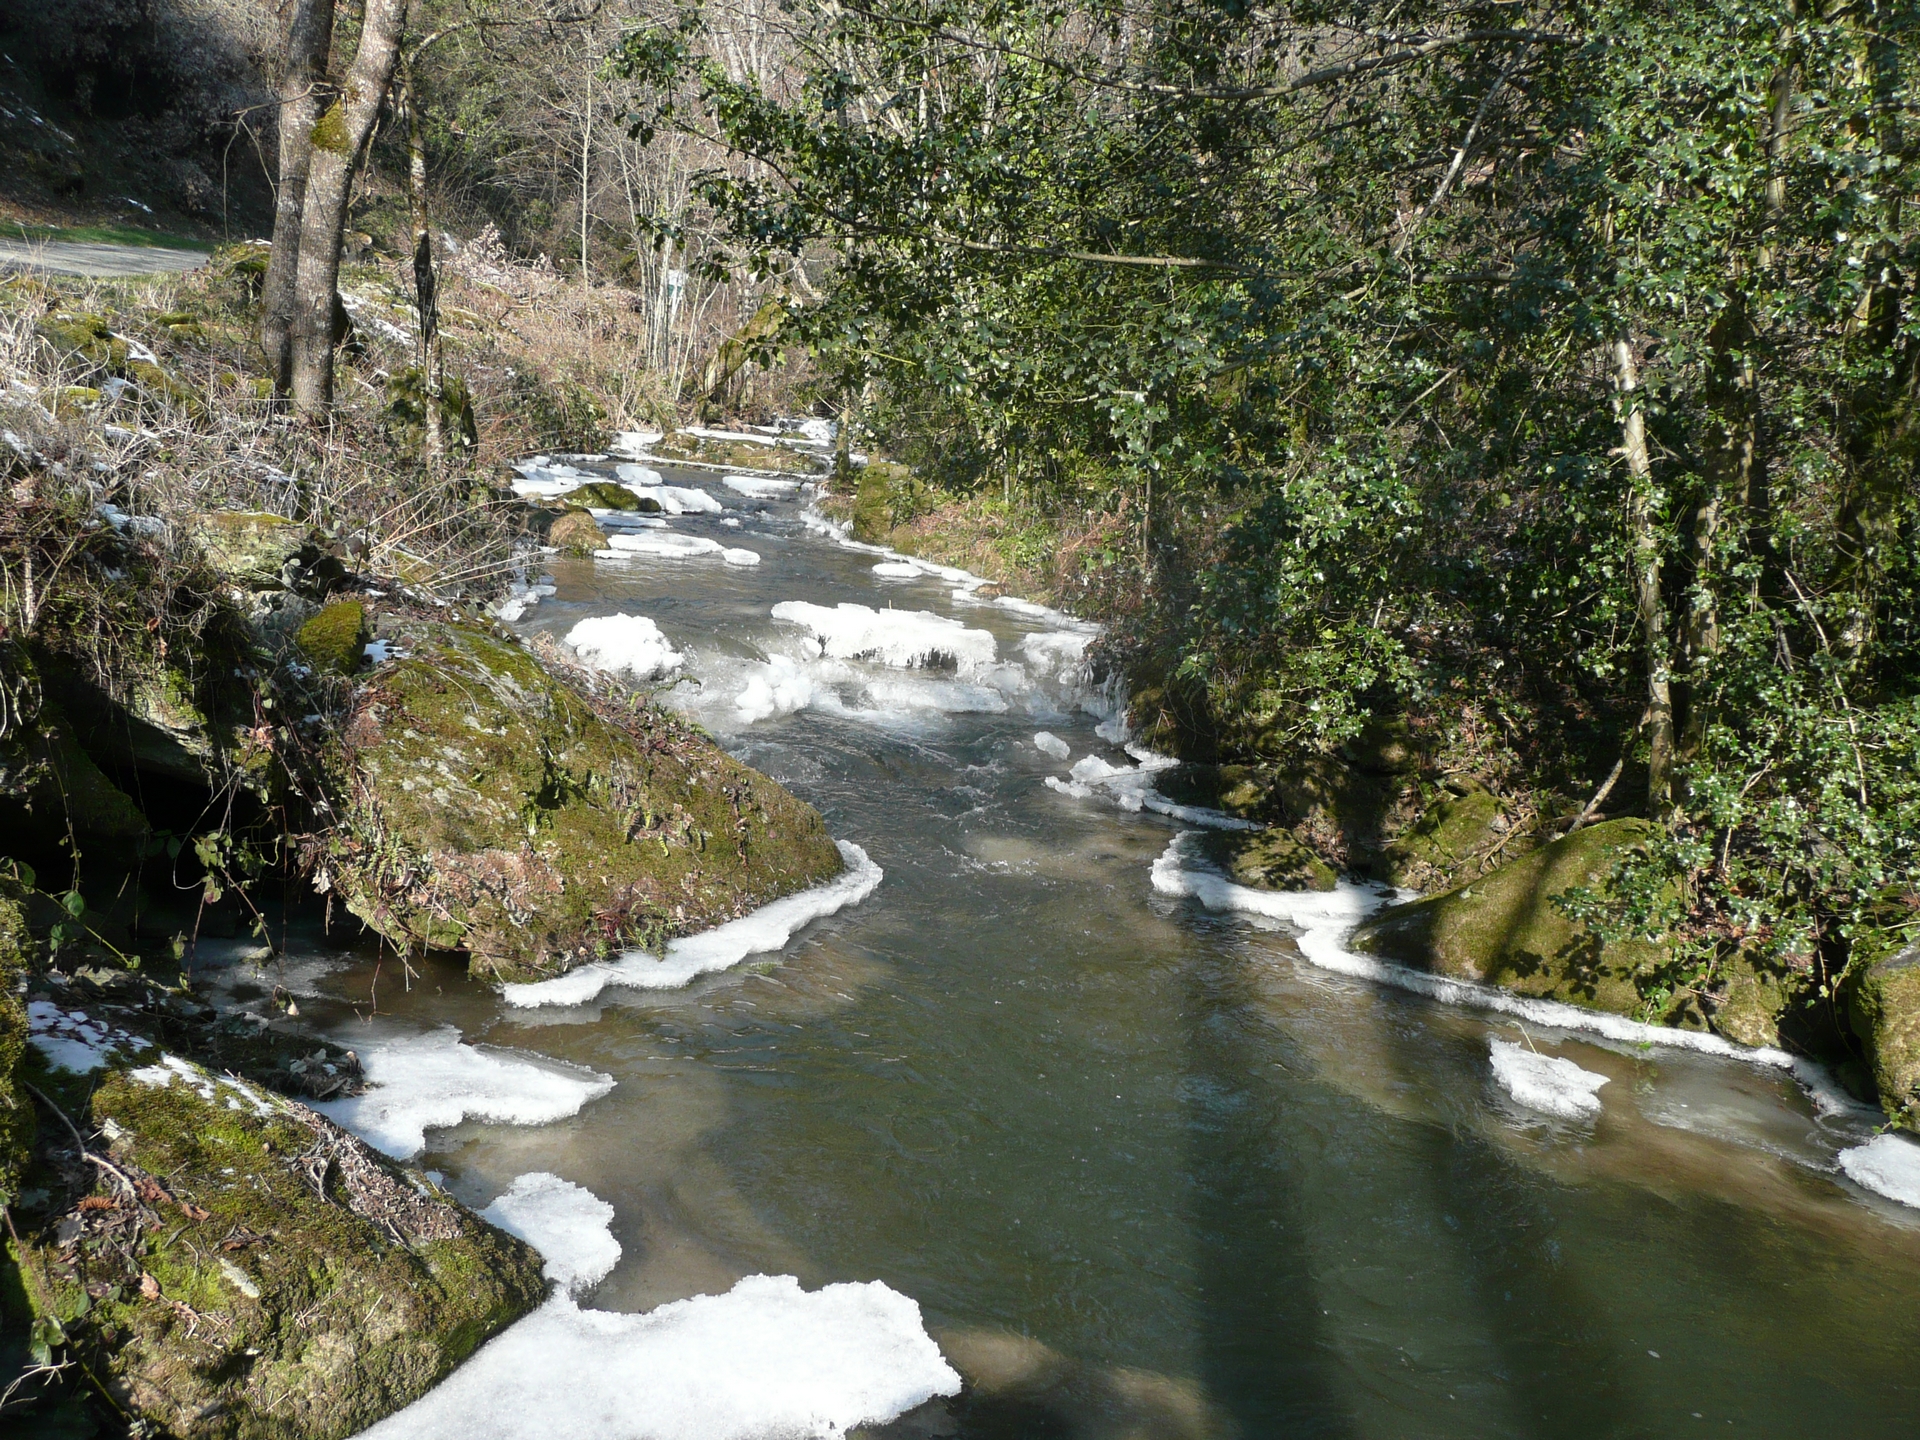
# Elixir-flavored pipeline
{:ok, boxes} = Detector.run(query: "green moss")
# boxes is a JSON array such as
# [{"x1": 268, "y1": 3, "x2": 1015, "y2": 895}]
[
  {"x1": 50, "y1": 385, "x2": 100, "y2": 417},
  {"x1": 1385, "y1": 786, "x2": 1506, "y2": 889},
  {"x1": 310, "y1": 100, "x2": 350, "y2": 155},
  {"x1": 12, "y1": 1060, "x2": 544, "y2": 1439},
  {"x1": 0, "y1": 882, "x2": 33, "y2": 1206},
  {"x1": 36, "y1": 312, "x2": 129, "y2": 373},
  {"x1": 1197, "y1": 828, "x2": 1337, "y2": 891},
  {"x1": 653, "y1": 430, "x2": 821, "y2": 475},
  {"x1": 548, "y1": 510, "x2": 609, "y2": 556},
  {"x1": 568, "y1": 480, "x2": 658, "y2": 513},
  {"x1": 1850, "y1": 943, "x2": 1920, "y2": 1129},
  {"x1": 324, "y1": 620, "x2": 847, "y2": 982},
  {"x1": 1352, "y1": 819, "x2": 1666, "y2": 1019},
  {"x1": 296, "y1": 601, "x2": 369, "y2": 676}
]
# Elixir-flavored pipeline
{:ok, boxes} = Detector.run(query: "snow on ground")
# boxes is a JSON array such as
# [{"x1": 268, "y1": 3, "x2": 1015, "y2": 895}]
[
  {"x1": 503, "y1": 842, "x2": 884, "y2": 1009},
  {"x1": 1034, "y1": 731, "x2": 1071, "y2": 761},
  {"x1": 482, "y1": 1173, "x2": 622, "y2": 1295},
  {"x1": 1839, "y1": 1134, "x2": 1920, "y2": 1209},
  {"x1": 355, "y1": 1274, "x2": 959, "y2": 1440},
  {"x1": 608, "y1": 431, "x2": 664, "y2": 459},
  {"x1": 565, "y1": 614, "x2": 685, "y2": 682},
  {"x1": 128, "y1": 1054, "x2": 277, "y2": 1117},
  {"x1": 770, "y1": 601, "x2": 998, "y2": 673},
  {"x1": 724, "y1": 475, "x2": 800, "y2": 498},
  {"x1": 27, "y1": 1001, "x2": 154, "y2": 1073},
  {"x1": 313, "y1": 1028, "x2": 614, "y2": 1160},
  {"x1": 1488, "y1": 1039, "x2": 1610, "y2": 1120}
]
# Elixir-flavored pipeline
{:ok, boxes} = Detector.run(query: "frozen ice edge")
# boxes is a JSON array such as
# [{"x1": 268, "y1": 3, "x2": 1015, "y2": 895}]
[
  {"x1": 482, "y1": 1172, "x2": 622, "y2": 1295},
  {"x1": 1488, "y1": 1039, "x2": 1609, "y2": 1120},
  {"x1": 1838, "y1": 1134, "x2": 1920, "y2": 1209},
  {"x1": 1147, "y1": 832, "x2": 1858, "y2": 1114},
  {"x1": 502, "y1": 841, "x2": 884, "y2": 1009}
]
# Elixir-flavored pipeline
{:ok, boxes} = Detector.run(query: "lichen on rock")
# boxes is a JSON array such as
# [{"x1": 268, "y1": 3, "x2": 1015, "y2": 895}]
[{"x1": 315, "y1": 617, "x2": 846, "y2": 983}]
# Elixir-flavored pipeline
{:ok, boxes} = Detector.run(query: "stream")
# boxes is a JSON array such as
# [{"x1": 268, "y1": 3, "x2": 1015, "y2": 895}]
[{"x1": 209, "y1": 456, "x2": 1920, "y2": 1439}]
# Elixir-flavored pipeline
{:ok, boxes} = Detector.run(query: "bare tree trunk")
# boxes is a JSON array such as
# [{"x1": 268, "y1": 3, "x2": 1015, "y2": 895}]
[
  {"x1": 398, "y1": 56, "x2": 444, "y2": 462},
  {"x1": 289, "y1": 0, "x2": 410, "y2": 415},
  {"x1": 580, "y1": 62, "x2": 594, "y2": 292},
  {"x1": 263, "y1": 0, "x2": 336, "y2": 394},
  {"x1": 1613, "y1": 336, "x2": 1675, "y2": 818}
]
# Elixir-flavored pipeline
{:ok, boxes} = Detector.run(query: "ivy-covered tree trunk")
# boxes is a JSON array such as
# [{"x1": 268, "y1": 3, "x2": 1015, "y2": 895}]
[
  {"x1": 288, "y1": 0, "x2": 410, "y2": 416},
  {"x1": 262, "y1": 0, "x2": 336, "y2": 397}
]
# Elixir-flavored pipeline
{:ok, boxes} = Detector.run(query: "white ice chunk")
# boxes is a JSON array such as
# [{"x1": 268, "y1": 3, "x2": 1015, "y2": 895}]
[
  {"x1": 565, "y1": 614, "x2": 685, "y2": 682},
  {"x1": 657, "y1": 485, "x2": 724, "y2": 515},
  {"x1": 615, "y1": 463, "x2": 665, "y2": 487},
  {"x1": 721, "y1": 517, "x2": 741, "y2": 529},
  {"x1": 356, "y1": 1275, "x2": 960, "y2": 1440},
  {"x1": 734, "y1": 655, "x2": 816, "y2": 724},
  {"x1": 770, "y1": 601, "x2": 997, "y2": 673},
  {"x1": 1488, "y1": 1039, "x2": 1610, "y2": 1120},
  {"x1": 1839, "y1": 1134, "x2": 1920, "y2": 1208},
  {"x1": 482, "y1": 1173, "x2": 621, "y2": 1295},
  {"x1": 872, "y1": 561, "x2": 923, "y2": 579},
  {"x1": 601, "y1": 533, "x2": 726, "y2": 560},
  {"x1": 503, "y1": 842, "x2": 883, "y2": 1008},
  {"x1": 724, "y1": 475, "x2": 800, "y2": 498},
  {"x1": 314, "y1": 1029, "x2": 614, "y2": 1160},
  {"x1": 721, "y1": 547, "x2": 761, "y2": 567},
  {"x1": 1033, "y1": 731, "x2": 1071, "y2": 761}
]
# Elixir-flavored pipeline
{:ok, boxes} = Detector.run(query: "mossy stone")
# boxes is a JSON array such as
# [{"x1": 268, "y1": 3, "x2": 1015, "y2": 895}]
[
  {"x1": 654, "y1": 430, "x2": 819, "y2": 475},
  {"x1": 1351, "y1": 818, "x2": 1664, "y2": 1018},
  {"x1": 1385, "y1": 786, "x2": 1505, "y2": 889},
  {"x1": 32, "y1": 710, "x2": 149, "y2": 841},
  {"x1": 127, "y1": 359, "x2": 204, "y2": 418},
  {"x1": 10, "y1": 1060, "x2": 544, "y2": 1438},
  {"x1": 36, "y1": 312, "x2": 128, "y2": 373},
  {"x1": 1340, "y1": 714, "x2": 1420, "y2": 775},
  {"x1": 1198, "y1": 828, "x2": 1337, "y2": 891},
  {"x1": 1850, "y1": 943, "x2": 1920, "y2": 1130},
  {"x1": 50, "y1": 386, "x2": 100, "y2": 417},
  {"x1": 0, "y1": 882, "x2": 33, "y2": 1206},
  {"x1": 186, "y1": 510, "x2": 315, "y2": 590},
  {"x1": 548, "y1": 509, "x2": 609, "y2": 556},
  {"x1": 296, "y1": 601, "x2": 369, "y2": 675},
  {"x1": 324, "y1": 619, "x2": 847, "y2": 982},
  {"x1": 568, "y1": 480, "x2": 656, "y2": 513}
]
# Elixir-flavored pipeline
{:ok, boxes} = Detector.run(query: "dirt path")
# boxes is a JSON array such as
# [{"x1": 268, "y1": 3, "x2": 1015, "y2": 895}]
[{"x1": 0, "y1": 238, "x2": 210, "y2": 278}]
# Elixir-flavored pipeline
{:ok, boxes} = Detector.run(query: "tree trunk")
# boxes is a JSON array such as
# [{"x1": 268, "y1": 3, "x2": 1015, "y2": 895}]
[
  {"x1": 399, "y1": 56, "x2": 443, "y2": 462},
  {"x1": 263, "y1": 0, "x2": 336, "y2": 395},
  {"x1": 289, "y1": 0, "x2": 410, "y2": 416},
  {"x1": 1613, "y1": 336, "x2": 1675, "y2": 818}
]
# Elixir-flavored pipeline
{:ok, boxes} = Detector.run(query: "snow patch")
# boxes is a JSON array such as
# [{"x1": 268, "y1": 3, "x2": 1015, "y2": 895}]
[
  {"x1": 1488, "y1": 1039, "x2": 1610, "y2": 1120},
  {"x1": 770, "y1": 601, "x2": 997, "y2": 674},
  {"x1": 1839, "y1": 1134, "x2": 1920, "y2": 1209},
  {"x1": 721, "y1": 547, "x2": 761, "y2": 567},
  {"x1": 314, "y1": 1029, "x2": 614, "y2": 1160},
  {"x1": 614, "y1": 463, "x2": 665, "y2": 487},
  {"x1": 608, "y1": 430, "x2": 664, "y2": 459},
  {"x1": 503, "y1": 842, "x2": 883, "y2": 1009},
  {"x1": 28, "y1": 1002, "x2": 153, "y2": 1074},
  {"x1": 128, "y1": 1054, "x2": 277, "y2": 1116},
  {"x1": 482, "y1": 1173, "x2": 621, "y2": 1295},
  {"x1": 565, "y1": 614, "x2": 685, "y2": 681},
  {"x1": 355, "y1": 1275, "x2": 960, "y2": 1440}
]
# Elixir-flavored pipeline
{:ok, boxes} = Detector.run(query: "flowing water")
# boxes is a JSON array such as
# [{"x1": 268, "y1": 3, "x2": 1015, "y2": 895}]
[{"x1": 224, "y1": 461, "x2": 1920, "y2": 1439}]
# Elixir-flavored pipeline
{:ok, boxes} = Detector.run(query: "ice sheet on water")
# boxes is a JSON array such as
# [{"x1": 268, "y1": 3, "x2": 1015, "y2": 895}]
[
  {"x1": 1488, "y1": 1040, "x2": 1609, "y2": 1120},
  {"x1": 482, "y1": 1173, "x2": 621, "y2": 1295},
  {"x1": 721, "y1": 547, "x2": 761, "y2": 567},
  {"x1": 872, "y1": 561, "x2": 923, "y2": 579},
  {"x1": 600, "y1": 533, "x2": 726, "y2": 561},
  {"x1": 1147, "y1": 832, "x2": 1845, "y2": 1095},
  {"x1": 355, "y1": 1274, "x2": 960, "y2": 1440},
  {"x1": 615, "y1": 463, "x2": 665, "y2": 487},
  {"x1": 502, "y1": 842, "x2": 883, "y2": 1009},
  {"x1": 1839, "y1": 1134, "x2": 1920, "y2": 1208},
  {"x1": 565, "y1": 614, "x2": 685, "y2": 682},
  {"x1": 771, "y1": 601, "x2": 998, "y2": 673},
  {"x1": 313, "y1": 1028, "x2": 614, "y2": 1159},
  {"x1": 1043, "y1": 750, "x2": 1261, "y2": 830},
  {"x1": 1034, "y1": 731, "x2": 1071, "y2": 761},
  {"x1": 724, "y1": 475, "x2": 800, "y2": 498},
  {"x1": 637, "y1": 484, "x2": 725, "y2": 515}
]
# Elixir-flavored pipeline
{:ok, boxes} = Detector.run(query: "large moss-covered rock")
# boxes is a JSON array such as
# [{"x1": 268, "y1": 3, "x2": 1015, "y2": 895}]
[
  {"x1": 548, "y1": 509, "x2": 609, "y2": 556},
  {"x1": 6, "y1": 707, "x2": 149, "y2": 843},
  {"x1": 653, "y1": 430, "x2": 820, "y2": 475},
  {"x1": 10, "y1": 1057, "x2": 544, "y2": 1439},
  {"x1": 568, "y1": 481, "x2": 659, "y2": 513},
  {"x1": 1851, "y1": 943, "x2": 1920, "y2": 1130},
  {"x1": 323, "y1": 618, "x2": 845, "y2": 982},
  {"x1": 1384, "y1": 784, "x2": 1508, "y2": 890},
  {"x1": 0, "y1": 882, "x2": 32, "y2": 1206},
  {"x1": 1197, "y1": 828, "x2": 1337, "y2": 892},
  {"x1": 1351, "y1": 819, "x2": 1665, "y2": 1017}
]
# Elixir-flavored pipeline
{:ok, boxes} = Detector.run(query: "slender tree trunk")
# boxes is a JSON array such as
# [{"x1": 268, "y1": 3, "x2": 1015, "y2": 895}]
[
  {"x1": 399, "y1": 56, "x2": 443, "y2": 462},
  {"x1": 289, "y1": 0, "x2": 410, "y2": 415},
  {"x1": 1614, "y1": 336, "x2": 1675, "y2": 817},
  {"x1": 580, "y1": 61, "x2": 593, "y2": 291},
  {"x1": 263, "y1": 0, "x2": 336, "y2": 395}
]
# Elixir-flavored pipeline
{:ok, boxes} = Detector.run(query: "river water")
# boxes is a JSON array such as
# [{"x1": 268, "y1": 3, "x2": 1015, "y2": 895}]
[{"x1": 237, "y1": 461, "x2": 1920, "y2": 1438}]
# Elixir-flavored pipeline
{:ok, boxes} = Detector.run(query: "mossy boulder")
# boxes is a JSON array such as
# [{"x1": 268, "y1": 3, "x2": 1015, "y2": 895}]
[
  {"x1": 569, "y1": 480, "x2": 658, "y2": 513},
  {"x1": 1339, "y1": 715, "x2": 1421, "y2": 776},
  {"x1": 548, "y1": 509, "x2": 609, "y2": 556},
  {"x1": 9, "y1": 1056, "x2": 544, "y2": 1439},
  {"x1": 1197, "y1": 828, "x2": 1337, "y2": 891},
  {"x1": 654, "y1": 430, "x2": 820, "y2": 475},
  {"x1": 296, "y1": 601, "x2": 369, "y2": 676},
  {"x1": 850, "y1": 461, "x2": 923, "y2": 544},
  {"x1": 1351, "y1": 818, "x2": 1666, "y2": 1018},
  {"x1": 185, "y1": 511, "x2": 317, "y2": 590},
  {"x1": 323, "y1": 619, "x2": 846, "y2": 982},
  {"x1": 0, "y1": 882, "x2": 33, "y2": 1206},
  {"x1": 1850, "y1": 943, "x2": 1920, "y2": 1130},
  {"x1": 36, "y1": 312, "x2": 129, "y2": 372},
  {"x1": 4, "y1": 706, "x2": 149, "y2": 845},
  {"x1": 1385, "y1": 784, "x2": 1508, "y2": 890}
]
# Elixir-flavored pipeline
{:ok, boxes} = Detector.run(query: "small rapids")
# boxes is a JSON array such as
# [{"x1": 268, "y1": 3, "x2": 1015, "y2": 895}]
[{"x1": 177, "y1": 455, "x2": 1920, "y2": 1440}]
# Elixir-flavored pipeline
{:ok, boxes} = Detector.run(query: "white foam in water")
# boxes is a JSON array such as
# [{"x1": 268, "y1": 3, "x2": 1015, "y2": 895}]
[
  {"x1": 355, "y1": 1274, "x2": 960, "y2": 1440},
  {"x1": 565, "y1": 614, "x2": 685, "y2": 682},
  {"x1": 503, "y1": 841, "x2": 883, "y2": 1009},
  {"x1": 1488, "y1": 1039, "x2": 1610, "y2": 1120},
  {"x1": 770, "y1": 601, "x2": 997, "y2": 673},
  {"x1": 1839, "y1": 1134, "x2": 1920, "y2": 1208},
  {"x1": 1147, "y1": 832, "x2": 1851, "y2": 1096},
  {"x1": 1044, "y1": 751, "x2": 1262, "y2": 831},
  {"x1": 721, "y1": 547, "x2": 761, "y2": 567},
  {"x1": 724, "y1": 475, "x2": 800, "y2": 498},
  {"x1": 482, "y1": 1173, "x2": 622, "y2": 1295},
  {"x1": 313, "y1": 1028, "x2": 615, "y2": 1159},
  {"x1": 615, "y1": 463, "x2": 665, "y2": 487},
  {"x1": 1034, "y1": 731, "x2": 1071, "y2": 761},
  {"x1": 735, "y1": 655, "x2": 816, "y2": 724},
  {"x1": 601, "y1": 533, "x2": 726, "y2": 561}
]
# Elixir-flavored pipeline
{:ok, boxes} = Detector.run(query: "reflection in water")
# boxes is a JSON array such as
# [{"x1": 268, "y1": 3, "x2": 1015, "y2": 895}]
[{"x1": 216, "y1": 468, "x2": 1920, "y2": 1439}]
